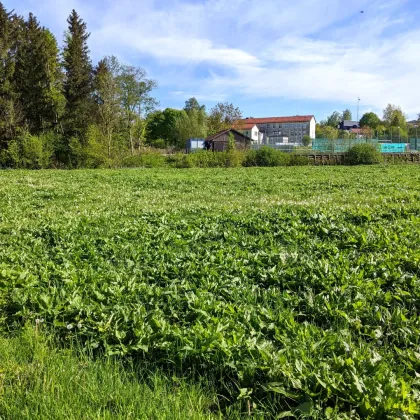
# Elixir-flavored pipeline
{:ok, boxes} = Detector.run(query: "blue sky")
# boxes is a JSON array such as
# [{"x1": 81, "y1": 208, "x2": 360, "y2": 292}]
[{"x1": 5, "y1": 0, "x2": 420, "y2": 121}]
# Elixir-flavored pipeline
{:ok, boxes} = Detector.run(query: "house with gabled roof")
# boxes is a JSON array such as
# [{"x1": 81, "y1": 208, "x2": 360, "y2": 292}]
[
  {"x1": 206, "y1": 129, "x2": 251, "y2": 152},
  {"x1": 235, "y1": 115, "x2": 316, "y2": 145}
]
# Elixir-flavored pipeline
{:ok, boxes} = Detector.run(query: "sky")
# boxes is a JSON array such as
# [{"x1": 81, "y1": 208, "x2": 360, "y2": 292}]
[{"x1": 5, "y1": 0, "x2": 420, "y2": 121}]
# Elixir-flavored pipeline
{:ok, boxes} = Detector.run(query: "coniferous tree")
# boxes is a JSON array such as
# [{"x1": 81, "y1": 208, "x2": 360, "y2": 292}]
[
  {"x1": 0, "y1": 3, "x2": 23, "y2": 146},
  {"x1": 62, "y1": 9, "x2": 93, "y2": 142},
  {"x1": 14, "y1": 14, "x2": 64, "y2": 134}
]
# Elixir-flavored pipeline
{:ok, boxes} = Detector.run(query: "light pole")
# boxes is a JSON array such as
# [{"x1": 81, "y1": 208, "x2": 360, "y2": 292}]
[
  {"x1": 357, "y1": 97, "x2": 361, "y2": 122},
  {"x1": 398, "y1": 126, "x2": 401, "y2": 142}
]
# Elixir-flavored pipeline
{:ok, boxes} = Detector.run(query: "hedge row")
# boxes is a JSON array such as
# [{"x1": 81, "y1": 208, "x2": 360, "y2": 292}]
[{"x1": 122, "y1": 145, "x2": 384, "y2": 168}]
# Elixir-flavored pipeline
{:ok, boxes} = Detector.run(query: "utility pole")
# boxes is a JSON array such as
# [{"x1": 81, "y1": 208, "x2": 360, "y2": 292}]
[{"x1": 357, "y1": 97, "x2": 361, "y2": 122}]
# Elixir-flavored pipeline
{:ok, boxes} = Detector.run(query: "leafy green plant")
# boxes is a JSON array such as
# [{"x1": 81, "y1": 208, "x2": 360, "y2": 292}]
[
  {"x1": 251, "y1": 146, "x2": 290, "y2": 166},
  {"x1": 346, "y1": 143, "x2": 383, "y2": 165},
  {"x1": 0, "y1": 166, "x2": 419, "y2": 418},
  {"x1": 302, "y1": 135, "x2": 312, "y2": 147}
]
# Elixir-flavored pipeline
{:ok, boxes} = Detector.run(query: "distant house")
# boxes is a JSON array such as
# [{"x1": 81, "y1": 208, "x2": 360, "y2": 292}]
[
  {"x1": 339, "y1": 120, "x2": 360, "y2": 131},
  {"x1": 233, "y1": 123, "x2": 263, "y2": 144},
  {"x1": 206, "y1": 129, "x2": 251, "y2": 152},
  {"x1": 236, "y1": 115, "x2": 316, "y2": 145},
  {"x1": 407, "y1": 120, "x2": 419, "y2": 127}
]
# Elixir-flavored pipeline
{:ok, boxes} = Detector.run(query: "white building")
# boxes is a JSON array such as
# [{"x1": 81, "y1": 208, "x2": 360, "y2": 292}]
[
  {"x1": 237, "y1": 115, "x2": 316, "y2": 145},
  {"x1": 236, "y1": 123, "x2": 264, "y2": 144}
]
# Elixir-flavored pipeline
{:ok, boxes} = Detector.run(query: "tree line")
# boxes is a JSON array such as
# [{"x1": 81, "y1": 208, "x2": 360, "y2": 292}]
[
  {"x1": 0, "y1": 3, "x2": 242, "y2": 168},
  {"x1": 317, "y1": 106, "x2": 419, "y2": 141}
]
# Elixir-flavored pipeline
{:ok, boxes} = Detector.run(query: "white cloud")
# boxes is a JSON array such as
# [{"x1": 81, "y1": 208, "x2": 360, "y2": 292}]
[{"x1": 10, "y1": 0, "x2": 420, "y2": 117}]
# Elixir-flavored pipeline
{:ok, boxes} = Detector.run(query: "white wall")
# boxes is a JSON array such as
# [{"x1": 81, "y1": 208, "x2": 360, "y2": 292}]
[
  {"x1": 310, "y1": 117, "x2": 316, "y2": 139},
  {"x1": 242, "y1": 126, "x2": 260, "y2": 143}
]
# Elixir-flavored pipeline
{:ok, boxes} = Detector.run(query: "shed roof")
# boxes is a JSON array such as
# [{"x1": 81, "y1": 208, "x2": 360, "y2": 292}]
[
  {"x1": 206, "y1": 128, "x2": 250, "y2": 142},
  {"x1": 342, "y1": 120, "x2": 360, "y2": 127}
]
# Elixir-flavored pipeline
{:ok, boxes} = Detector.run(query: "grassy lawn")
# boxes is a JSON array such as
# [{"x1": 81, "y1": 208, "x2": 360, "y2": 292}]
[{"x1": 0, "y1": 166, "x2": 419, "y2": 418}]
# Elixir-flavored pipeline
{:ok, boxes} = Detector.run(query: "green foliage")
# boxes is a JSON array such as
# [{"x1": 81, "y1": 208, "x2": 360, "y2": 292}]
[
  {"x1": 207, "y1": 102, "x2": 242, "y2": 135},
  {"x1": 0, "y1": 132, "x2": 55, "y2": 168},
  {"x1": 184, "y1": 97, "x2": 206, "y2": 113},
  {"x1": 342, "y1": 109, "x2": 352, "y2": 120},
  {"x1": 226, "y1": 132, "x2": 236, "y2": 152},
  {"x1": 302, "y1": 135, "x2": 312, "y2": 146},
  {"x1": 346, "y1": 143, "x2": 383, "y2": 165},
  {"x1": 0, "y1": 327, "x2": 222, "y2": 419},
  {"x1": 174, "y1": 109, "x2": 207, "y2": 149},
  {"x1": 383, "y1": 104, "x2": 407, "y2": 128},
  {"x1": 83, "y1": 124, "x2": 112, "y2": 168},
  {"x1": 62, "y1": 9, "x2": 93, "y2": 141},
  {"x1": 244, "y1": 146, "x2": 290, "y2": 167},
  {"x1": 14, "y1": 15, "x2": 64, "y2": 134},
  {"x1": 121, "y1": 152, "x2": 166, "y2": 168},
  {"x1": 322, "y1": 111, "x2": 342, "y2": 128},
  {"x1": 1, "y1": 167, "x2": 419, "y2": 418},
  {"x1": 0, "y1": 4, "x2": 22, "y2": 144},
  {"x1": 289, "y1": 153, "x2": 309, "y2": 166},
  {"x1": 359, "y1": 112, "x2": 382, "y2": 129},
  {"x1": 150, "y1": 138, "x2": 166, "y2": 149}
]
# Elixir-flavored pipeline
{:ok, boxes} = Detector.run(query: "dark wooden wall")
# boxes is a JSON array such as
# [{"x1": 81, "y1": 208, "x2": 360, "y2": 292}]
[{"x1": 212, "y1": 131, "x2": 249, "y2": 151}]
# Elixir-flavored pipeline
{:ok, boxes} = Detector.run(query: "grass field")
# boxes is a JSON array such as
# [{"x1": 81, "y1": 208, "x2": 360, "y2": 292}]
[{"x1": 0, "y1": 166, "x2": 419, "y2": 419}]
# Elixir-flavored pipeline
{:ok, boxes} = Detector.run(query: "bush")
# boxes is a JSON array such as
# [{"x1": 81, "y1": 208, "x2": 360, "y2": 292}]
[
  {"x1": 0, "y1": 132, "x2": 55, "y2": 169},
  {"x1": 289, "y1": 154, "x2": 310, "y2": 166},
  {"x1": 242, "y1": 150, "x2": 258, "y2": 167},
  {"x1": 243, "y1": 146, "x2": 290, "y2": 167},
  {"x1": 302, "y1": 135, "x2": 312, "y2": 147},
  {"x1": 122, "y1": 152, "x2": 167, "y2": 168},
  {"x1": 184, "y1": 150, "x2": 224, "y2": 168},
  {"x1": 166, "y1": 154, "x2": 189, "y2": 168},
  {"x1": 150, "y1": 138, "x2": 167, "y2": 149},
  {"x1": 346, "y1": 144, "x2": 382, "y2": 165}
]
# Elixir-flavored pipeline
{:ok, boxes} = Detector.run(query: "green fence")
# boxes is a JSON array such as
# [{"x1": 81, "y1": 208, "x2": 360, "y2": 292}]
[
  {"x1": 312, "y1": 138, "x2": 380, "y2": 153},
  {"x1": 410, "y1": 138, "x2": 420, "y2": 151},
  {"x1": 312, "y1": 138, "x2": 415, "y2": 153}
]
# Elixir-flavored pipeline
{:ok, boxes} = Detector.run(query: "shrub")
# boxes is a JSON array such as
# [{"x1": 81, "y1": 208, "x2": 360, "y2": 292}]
[
  {"x1": 346, "y1": 143, "x2": 382, "y2": 165},
  {"x1": 166, "y1": 154, "x2": 190, "y2": 168},
  {"x1": 302, "y1": 135, "x2": 312, "y2": 147},
  {"x1": 185, "y1": 150, "x2": 222, "y2": 168},
  {"x1": 150, "y1": 138, "x2": 167, "y2": 149},
  {"x1": 245, "y1": 146, "x2": 290, "y2": 167},
  {"x1": 225, "y1": 150, "x2": 245, "y2": 167},
  {"x1": 0, "y1": 132, "x2": 55, "y2": 169},
  {"x1": 242, "y1": 150, "x2": 258, "y2": 167},
  {"x1": 289, "y1": 154, "x2": 310, "y2": 166},
  {"x1": 122, "y1": 152, "x2": 167, "y2": 168}
]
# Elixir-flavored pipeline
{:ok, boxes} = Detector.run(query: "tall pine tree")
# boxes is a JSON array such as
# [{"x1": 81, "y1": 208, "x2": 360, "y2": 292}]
[
  {"x1": 62, "y1": 9, "x2": 92, "y2": 142},
  {"x1": 0, "y1": 3, "x2": 23, "y2": 145},
  {"x1": 14, "y1": 13, "x2": 64, "y2": 134}
]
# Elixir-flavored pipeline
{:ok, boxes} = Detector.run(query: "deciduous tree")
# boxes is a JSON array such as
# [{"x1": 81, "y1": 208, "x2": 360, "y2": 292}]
[
  {"x1": 383, "y1": 104, "x2": 406, "y2": 128},
  {"x1": 359, "y1": 112, "x2": 381, "y2": 129},
  {"x1": 117, "y1": 64, "x2": 157, "y2": 154},
  {"x1": 207, "y1": 102, "x2": 242, "y2": 135},
  {"x1": 92, "y1": 56, "x2": 121, "y2": 159}
]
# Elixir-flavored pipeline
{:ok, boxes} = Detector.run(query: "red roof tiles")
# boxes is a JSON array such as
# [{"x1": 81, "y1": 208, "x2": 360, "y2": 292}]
[
  {"x1": 239, "y1": 115, "x2": 314, "y2": 124},
  {"x1": 234, "y1": 122, "x2": 257, "y2": 130}
]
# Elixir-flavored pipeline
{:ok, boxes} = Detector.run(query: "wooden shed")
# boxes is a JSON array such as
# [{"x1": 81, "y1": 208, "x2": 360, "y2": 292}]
[{"x1": 206, "y1": 129, "x2": 251, "y2": 152}]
